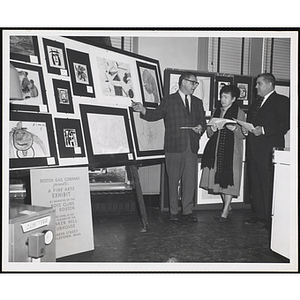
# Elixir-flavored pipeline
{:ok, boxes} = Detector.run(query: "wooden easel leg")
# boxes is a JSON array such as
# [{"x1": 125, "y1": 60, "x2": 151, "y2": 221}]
[{"x1": 129, "y1": 165, "x2": 149, "y2": 231}]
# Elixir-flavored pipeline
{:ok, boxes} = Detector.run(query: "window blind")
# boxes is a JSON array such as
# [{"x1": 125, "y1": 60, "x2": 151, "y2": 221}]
[{"x1": 110, "y1": 36, "x2": 133, "y2": 52}]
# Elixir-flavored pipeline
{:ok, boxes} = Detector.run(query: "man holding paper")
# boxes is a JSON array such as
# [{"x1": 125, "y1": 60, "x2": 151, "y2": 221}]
[
  {"x1": 243, "y1": 73, "x2": 290, "y2": 231},
  {"x1": 132, "y1": 72, "x2": 206, "y2": 222}
]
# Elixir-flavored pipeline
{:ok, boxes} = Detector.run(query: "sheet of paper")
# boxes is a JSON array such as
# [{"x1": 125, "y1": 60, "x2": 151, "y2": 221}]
[{"x1": 233, "y1": 118, "x2": 255, "y2": 131}]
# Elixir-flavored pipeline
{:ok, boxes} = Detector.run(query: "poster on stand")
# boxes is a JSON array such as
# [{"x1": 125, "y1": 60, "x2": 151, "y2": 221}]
[{"x1": 30, "y1": 166, "x2": 94, "y2": 258}]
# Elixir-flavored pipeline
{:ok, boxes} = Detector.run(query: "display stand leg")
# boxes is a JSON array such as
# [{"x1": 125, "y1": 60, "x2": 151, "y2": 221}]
[{"x1": 129, "y1": 165, "x2": 149, "y2": 231}]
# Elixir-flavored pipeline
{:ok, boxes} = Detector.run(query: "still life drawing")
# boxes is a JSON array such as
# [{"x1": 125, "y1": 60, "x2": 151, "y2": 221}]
[
  {"x1": 97, "y1": 57, "x2": 134, "y2": 98},
  {"x1": 9, "y1": 121, "x2": 50, "y2": 158}
]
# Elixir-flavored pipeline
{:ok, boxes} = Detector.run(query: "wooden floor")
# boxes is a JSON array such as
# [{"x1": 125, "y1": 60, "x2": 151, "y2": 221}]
[{"x1": 57, "y1": 207, "x2": 289, "y2": 266}]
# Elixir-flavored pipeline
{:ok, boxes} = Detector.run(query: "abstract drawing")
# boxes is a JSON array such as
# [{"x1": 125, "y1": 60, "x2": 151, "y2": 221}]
[
  {"x1": 67, "y1": 48, "x2": 95, "y2": 97},
  {"x1": 97, "y1": 57, "x2": 134, "y2": 98}
]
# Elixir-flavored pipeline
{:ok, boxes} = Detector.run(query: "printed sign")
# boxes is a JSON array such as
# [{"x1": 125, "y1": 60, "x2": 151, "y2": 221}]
[{"x1": 30, "y1": 166, "x2": 94, "y2": 258}]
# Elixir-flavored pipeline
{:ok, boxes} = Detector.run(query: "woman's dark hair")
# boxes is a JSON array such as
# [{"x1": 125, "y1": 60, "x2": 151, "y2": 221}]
[{"x1": 220, "y1": 84, "x2": 240, "y2": 99}]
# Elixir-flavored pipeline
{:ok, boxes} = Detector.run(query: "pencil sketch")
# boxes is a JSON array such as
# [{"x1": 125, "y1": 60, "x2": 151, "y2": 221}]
[{"x1": 87, "y1": 113, "x2": 130, "y2": 155}]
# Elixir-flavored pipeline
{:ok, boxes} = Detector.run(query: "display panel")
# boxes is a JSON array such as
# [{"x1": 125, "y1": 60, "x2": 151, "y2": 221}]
[
  {"x1": 52, "y1": 78, "x2": 74, "y2": 113},
  {"x1": 10, "y1": 36, "x2": 40, "y2": 64},
  {"x1": 136, "y1": 61, "x2": 162, "y2": 107},
  {"x1": 10, "y1": 61, "x2": 48, "y2": 112},
  {"x1": 54, "y1": 118, "x2": 85, "y2": 158},
  {"x1": 80, "y1": 104, "x2": 134, "y2": 167},
  {"x1": 43, "y1": 38, "x2": 69, "y2": 76},
  {"x1": 9, "y1": 111, "x2": 58, "y2": 169},
  {"x1": 67, "y1": 48, "x2": 95, "y2": 97}
]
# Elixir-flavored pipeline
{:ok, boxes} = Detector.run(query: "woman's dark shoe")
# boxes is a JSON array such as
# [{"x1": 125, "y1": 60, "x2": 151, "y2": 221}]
[{"x1": 218, "y1": 216, "x2": 229, "y2": 223}]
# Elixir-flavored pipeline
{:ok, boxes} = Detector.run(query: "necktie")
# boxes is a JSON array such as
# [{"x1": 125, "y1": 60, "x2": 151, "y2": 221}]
[
  {"x1": 185, "y1": 95, "x2": 190, "y2": 114},
  {"x1": 253, "y1": 97, "x2": 264, "y2": 117}
]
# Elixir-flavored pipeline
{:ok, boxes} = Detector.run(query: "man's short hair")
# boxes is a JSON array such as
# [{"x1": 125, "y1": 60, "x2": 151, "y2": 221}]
[
  {"x1": 178, "y1": 72, "x2": 197, "y2": 87},
  {"x1": 257, "y1": 73, "x2": 276, "y2": 88}
]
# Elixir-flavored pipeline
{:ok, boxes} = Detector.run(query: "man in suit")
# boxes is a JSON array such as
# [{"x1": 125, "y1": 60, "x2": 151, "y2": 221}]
[
  {"x1": 243, "y1": 73, "x2": 290, "y2": 230},
  {"x1": 132, "y1": 72, "x2": 206, "y2": 221}
]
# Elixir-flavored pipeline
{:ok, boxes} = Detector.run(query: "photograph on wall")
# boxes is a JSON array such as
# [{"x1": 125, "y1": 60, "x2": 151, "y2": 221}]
[
  {"x1": 67, "y1": 48, "x2": 95, "y2": 97},
  {"x1": 43, "y1": 38, "x2": 69, "y2": 76},
  {"x1": 10, "y1": 61, "x2": 48, "y2": 112},
  {"x1": 10, "y1": 36, "x2": 40, "y2": 64},
  {"x1": 233, "y1": 75, "x2": 253, "y2": 110},
  {"x1": 54, "y1": 118, "x2": 85, "y2": 158},
  {"x1": 129, "y1": 107, "x2": 165, "y2": 158},
  {"x1": 136, "y1": 61, "x2": 162, "y2": 107},
  {"x1": 9, "y1": 111, "x2": 58, "y2": 169},
  {"x1": 52, "y1": 79, "x2": 74, "y2": 113},
  {"x1": 164, "y1": 69, "x2": 214, "y2": 114},
  {"x1": 96, "y1": 56, "x2": 134, "y2": 98},
  {"x1": 80, "y1": 104, "x2": 134, "y2": 167}
]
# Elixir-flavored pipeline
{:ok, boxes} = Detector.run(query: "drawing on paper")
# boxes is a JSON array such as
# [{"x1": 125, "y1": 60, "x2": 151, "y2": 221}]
[
  {"x1": 87, "y1": 113, "x2": 130, "y2": 155},
  {"x1": 9, "y1": 121, "x2": 50, "y2": 158},
  {"x1": 132, "y1": 111, "x2": 164, "y2": 152},
  {"x1": 237, "y1": 83, "x2": 248, "y2": 100},
  {"x1": 97, "y1": 57, "x2": 134, "y2": 98},
  {"x1": 47, "y1": 46, "x2": 65, "y2": 69},
  {"x1": 63, "y1": 128, "x2": 78, "y2": 148},
  {"x1": 74, "y1": 62, "x2": 89, "y2": 84},
  {"x1": 57, "y1": 88, "x2": 70, "y2": 104},
  {"x1": 10, "y1": 36, "x2": 35, "y2": 57}
]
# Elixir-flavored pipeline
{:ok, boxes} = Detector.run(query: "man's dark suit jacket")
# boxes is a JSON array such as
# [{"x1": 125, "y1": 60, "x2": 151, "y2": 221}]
[
  {"x1": 141, "y1": 91, "x2": 206, "y2": 154},
  {"x1": 247, "y1": 91, "x2": 290, "y2": 161}
]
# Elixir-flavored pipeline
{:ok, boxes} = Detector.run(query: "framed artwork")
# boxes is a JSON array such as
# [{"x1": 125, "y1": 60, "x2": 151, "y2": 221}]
[
  {"x1": 214, "y1": 75, "x2": 234, "y2": 107},
  {"x1": 233, "y1": 75, "x2": 254, "y2": 110},
  {"x1": 67, "y1": 48, "x2": 95, "y2": 97},
  {"x1": 129, "y1": 107, "x2": 165, "y2": 159},
  {"x1": 164, "y1": 69, "x2": 214, "y2": 115},
  {"x1": 10, "y1": 61, "x2": 48, "y2": 112},
  {"x1": 43, "y1": 38, "x2": 69, "y2": 76},
  {"x1": 96, "y1": 56, "x2": 134, "y2": 98},
  {"x1": 136, "y1": 61, "x2": 162, "y2": 107},
  {"x1": 9, "y1": 111, "x2": 58, "y2": 169},
  {"x1": 54, "y1": 118, "x2": 85, "y2": 158},
  {"x1": 52, "y1": 79, "x2": 74, "y2": 113},
  {"x1": 80, "y1": 104, "x2": 134, "y2": 167},
  {"x1": 10, "y1": 36, "x2": 40, "y2": 64}
]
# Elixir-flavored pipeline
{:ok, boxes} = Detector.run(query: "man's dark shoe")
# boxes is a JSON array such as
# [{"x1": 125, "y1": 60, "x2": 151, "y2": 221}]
[
  {"x1": 243, "y1": 218, "x2": 265, "y2": 225},
  {"x1": 169, "y1": 214, "x2": 180, "y2": 221},
  {"x1": 182, "y1": 213, "x2": 197, "y2": 222}
]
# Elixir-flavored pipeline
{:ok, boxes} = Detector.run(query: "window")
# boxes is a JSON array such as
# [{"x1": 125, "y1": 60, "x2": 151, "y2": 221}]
[
  {"x1": 110, "y1": 36, "x2": 133, "y2": 52},
  {"x1": 208, "y1": 37, "x2": 251, "y2": 75},
  {"x1": 262, "y1": 38, "x2": 290, "y2": 80}
]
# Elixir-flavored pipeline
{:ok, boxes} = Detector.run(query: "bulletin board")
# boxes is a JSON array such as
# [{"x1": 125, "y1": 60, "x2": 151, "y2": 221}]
[{"x1": 8, "y1": 32, "x2": 165, "y2": 170}]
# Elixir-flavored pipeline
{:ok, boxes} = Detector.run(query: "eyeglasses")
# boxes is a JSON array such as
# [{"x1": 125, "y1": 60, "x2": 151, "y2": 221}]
[{"x1": 184, "y1": 78, "x2": 199, "y2": 87}]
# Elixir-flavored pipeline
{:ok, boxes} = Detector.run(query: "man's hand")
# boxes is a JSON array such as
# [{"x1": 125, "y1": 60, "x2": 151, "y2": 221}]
[
  {"x1": 131, "y1": 101, "x2": 146, "y2": 115},
  {"x1": 192, "y1": 124, "x2": 202, "y2": 134},
  {"x1": 252, "y1": 126, "x2": 263, "y2": 136}
]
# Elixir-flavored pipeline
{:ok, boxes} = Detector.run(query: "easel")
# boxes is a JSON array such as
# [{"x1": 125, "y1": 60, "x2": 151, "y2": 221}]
[{"x1": 127, "y1": 165, "x2": 149, "y2": 231}]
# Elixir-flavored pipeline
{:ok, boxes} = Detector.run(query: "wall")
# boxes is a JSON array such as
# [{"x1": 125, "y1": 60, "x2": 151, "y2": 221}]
[{"x1": 136, "y1": 37, "x2": 199, "y2": 75}]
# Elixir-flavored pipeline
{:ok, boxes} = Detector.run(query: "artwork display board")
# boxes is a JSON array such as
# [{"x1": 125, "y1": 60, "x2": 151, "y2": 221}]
[
  {"x1": 9, "y1": 111, "x2": 58, "y2": 169},
  {"x1": 164, "y1": 68, "x2": 215, "y2": 116},
  {"x1": 30, "y1": 166, "x2": 94, "y2": 258},
  {"x1": 80, "y1": 104, "x2": 135, "y2": 167}
]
